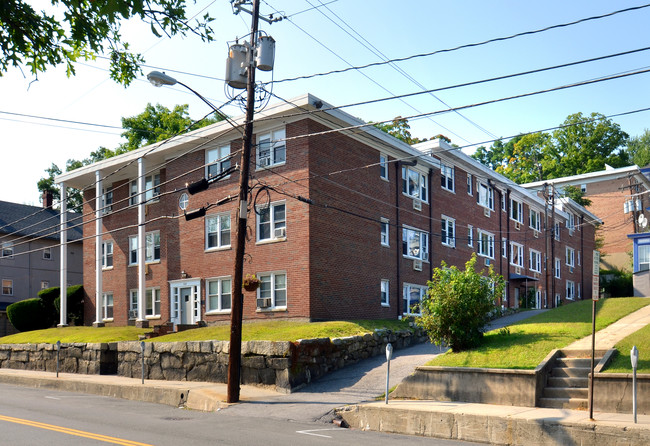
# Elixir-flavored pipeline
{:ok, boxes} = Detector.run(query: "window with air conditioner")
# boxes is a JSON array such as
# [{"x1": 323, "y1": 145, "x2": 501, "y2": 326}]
[
  {"x1": 403, "y1": 284, "x2": 426, "y2": 316},
  {"x1": 128, "y1": 231, "x2": 161, "y2": 265},
  {"x1": 257, "y1": 201, "x2": 286, "y2": 242},
  {"x1": 566, "y1": 280, "x2": 575, "y2": 301},
  {"x1": 510, "y1": 198, "x2": 523, "y2": 224},
  {"x1": 441, "y1": 216, "x2": 455, "y2": 247},
  {"x1": 257, "y1": 272, "x2": 286, "y2": 309},
  {"x1": 402, "y1": 226, "x2": 429, "y2": 261},
  {"x1": 477, "y1": 182, "x2": 494, "y2": 211},
  {"x1": 257, "y1": 128, "x2": 286, "y2": 168},
  {"x1": 402, "y1": 167, "x2": 428, "y2": 202},
  {"x1": 510, "y1": 242, "x2": 524, "y2": 267},
  {"x1": 529, "y1": 249, "x2": 541, "y2": 273},
  {"x1": 477, "y1": 230, "x2": 495, "y2": 259},
  {"x1": 529, "y1": 209, "x2": 541, "y2": 232},
  {"x1": 566, "y1": 246, "x2": 575, "y2": 267}
]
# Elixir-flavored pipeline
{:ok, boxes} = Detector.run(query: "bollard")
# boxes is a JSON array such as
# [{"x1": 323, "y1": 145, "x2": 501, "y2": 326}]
[
  {"x1": 631, "y1": 345, "x2": 639, "y2": 424},
  {"x1": 141, "y1": 341, "x2": 146, "y2": 385},
  {"x1": 56, "y1": 340, "x2": 61, "y2": 378},
  {"x1": 385, "y1": 343, "x2": 393, "y2": 405}
]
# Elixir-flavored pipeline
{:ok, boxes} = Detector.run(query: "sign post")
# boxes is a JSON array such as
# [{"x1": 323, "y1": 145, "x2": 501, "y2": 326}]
[
  {"x1": 631, "y1": 345, "x2": 639, "y2": 424},
  {"x1": 385, "y1": 343, "x2": 393, "y2": 405}
]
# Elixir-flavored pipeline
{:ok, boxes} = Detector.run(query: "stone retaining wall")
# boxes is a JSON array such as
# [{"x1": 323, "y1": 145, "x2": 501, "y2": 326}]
[{"x1": 0, "y1": 328, "x2": 426, "y2": 391}]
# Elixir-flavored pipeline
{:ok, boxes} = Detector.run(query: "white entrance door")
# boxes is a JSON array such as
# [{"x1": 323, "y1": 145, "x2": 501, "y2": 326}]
[
  {"x1": 170, "y1": 280, "x2": 201, "y2": 326},
  {"x1": 180, "y1": 287, "x2": 192, "y2": 325}
]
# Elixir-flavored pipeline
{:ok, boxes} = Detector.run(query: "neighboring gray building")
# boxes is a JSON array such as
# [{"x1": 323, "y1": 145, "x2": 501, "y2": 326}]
[{"x1": 0, "y1": 195, "x2": 83, "y2": 336}]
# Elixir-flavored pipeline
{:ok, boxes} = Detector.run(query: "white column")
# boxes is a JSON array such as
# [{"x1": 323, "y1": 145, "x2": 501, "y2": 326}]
[
  {"x1": 137, "y1": 158, "x2": 147, "y2": 325},
  {"x1": 58, "y1": 182, "x2": 68, "y2": 327},
  {"x1": 94, "y1": 171, "x2": 104, "y2": 326}
]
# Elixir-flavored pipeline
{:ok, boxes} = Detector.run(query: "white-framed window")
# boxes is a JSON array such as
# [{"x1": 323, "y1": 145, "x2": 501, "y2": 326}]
[
  {"x1": 380, "y1": 218, "x2": 390, "y2": 247},
  {"x1": 567, "y1": 213, "x2": 575, "y2": 233},
  {"x1": 502, "y1": 239, "x2": 507, "y2": 258},
  {"x1": 577, "y1": 250, "x2": 581, "y2": 266},
  {"x1": 257, "y1": 128, "x2": 286, "y2": 168},
  {"x1": 206, "y1": 145, "x2": 231, "y2": 179},
  {"x1": 258, "y1": 272, "x2": 287, "y2": 309},
  {"x1": 379, "y1": 153, "x2": 388, "y2": 180},
  {"x1": 403, "y1": 283, "x2": 426, "y2": 316},
  {"x1": 41, "y1": 280, "x2": 49, "y2": 290},
  {"x1": 101, "y1": 186, "x2": 113, "y2": 214},
  {"x1": 441, "y1": 216, "x2": 455, "y2": 247},
  {"x1": 130, "y1": 173, "x2": 161, "y2": 205},
  {"x1": 510, "y1": 198, "x2": 523, "y2": 224},
  {"x1": 529, "y1": 209, "x2": 541, "y2": 232},
  {"x1": 102, "y1": 292, "x2": 114, "y2": 320},
  {"x1": 1, "y1": 279, "x2": 12, "y2": 295},
  {"x1": 402, "y1": 167, "x2": 428, "y2": 202},
  {"x1": 467, "y1": 225, "x2": 473, "y2": 248},
  {"x1": 129, "y1": 288, "x2": 161, "y2": 317},
  {"x1": 477, "y1": 230, "x2": 495, "y2": 259},
  {"x1": 510, "y1": 242, "x2": 524, "y2": 267},
  {"x1": 101, "y1": 241, "x2": 113, "y2": 269},
  {"x1": 640, "y1": 245, "x2": 650, "y2": 272},
  {"x1": 402, "y1": 226, "x2": 429, "y2": 261},
  {"x1": 257, "y1": 201, "x2": 286, "y2": 242},
  {"x1": 566, "y1": 280, "x2": 575, "y2": 301},
  {"x1": 566, "y1": 247, "x2": 575, "y2": 267},
  {"x1": 478, "y1": 182, "x2": 494, "y2": 210},
  {"x1": 42, "y1": 247, "x2": 52, "y2": 260},
  {"x1": 555, "y1": 258, "x2": 561, "y2": 279},
  {"x1": 1, "y1": 242, "x2": 14, "y2": 258},
  {"x1": 206, "y1": 213, "x2": 231, "y2": 250},
  {"x1": 128, "y1": 231, "x2": 161, "y2": 265},
  {"x1": 529, "y1": 249, "x2": 541, "y2": 273},
  {"x1": 581, "y1": 184, "x2": 587, "y2": 193},
  {"x1": 206, "y1": 277, "x2": 232, "y2": 313},
  {"x1": 501, "y1": 193, "x2": 507, "y2": 212},
  {"x1": 467, "y1": 174, "x2": 473, "y2": 196},
  {"x1": 381, "y1": 279, "x2": 390, "y2": 306},
  {"x1": 554, "y1": 222, "x2": 561, "y2": 241},
  {"x1": 441, "y1": 163, "x2": 454, "y2": 192}
]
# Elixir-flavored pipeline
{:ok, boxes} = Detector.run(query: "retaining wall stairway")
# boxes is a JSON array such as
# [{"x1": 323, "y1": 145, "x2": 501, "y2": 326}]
[{"x1": 539, "y1": 351, "x2": 600, "y2": 410}]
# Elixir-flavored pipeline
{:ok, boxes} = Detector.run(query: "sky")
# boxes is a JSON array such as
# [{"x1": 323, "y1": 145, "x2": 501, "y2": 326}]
[{"x1": 2, "y1": 0, "x2": 650, "y2": 206}]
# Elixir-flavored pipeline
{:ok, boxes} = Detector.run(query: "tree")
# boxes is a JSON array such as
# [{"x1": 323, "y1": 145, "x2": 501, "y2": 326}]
[
  {"x1": 1, "y1": 1, "x2": 214, "y2": 86},
  {"x1": 627, "y1": 129, "x2": 650, "y2": 167},
  {"x1": 561, "y1": 185, "x2": 592, "y2": 208},
  {"x1": 415, "y1": 254, "x2": 505, "y2": 352},
  {"x1": 374, "y1": 117, "x2": 424, "y2": 145}
]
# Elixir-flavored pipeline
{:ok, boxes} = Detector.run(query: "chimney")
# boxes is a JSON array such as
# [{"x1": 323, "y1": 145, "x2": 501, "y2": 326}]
[{"x1": 42, "y1": 190, "x2": 53, "y2": 209}]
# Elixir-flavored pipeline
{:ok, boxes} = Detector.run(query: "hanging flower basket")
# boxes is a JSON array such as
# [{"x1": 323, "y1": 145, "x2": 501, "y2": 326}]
[{"x1": 243, "y1": 274, "x2": 260, "y2": 292}]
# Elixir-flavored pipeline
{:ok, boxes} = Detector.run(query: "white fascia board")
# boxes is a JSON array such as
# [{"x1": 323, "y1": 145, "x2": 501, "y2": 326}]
[{"x1": 522, "y1": 165, "x2": 648, "y2": 190}]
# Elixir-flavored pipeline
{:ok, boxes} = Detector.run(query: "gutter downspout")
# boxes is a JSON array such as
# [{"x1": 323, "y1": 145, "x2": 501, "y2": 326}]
[
  {"x1": 395, "y1": 161, "x2": 401, "y2": 319},
  {"x1": 505, "y1": 188, "x2": 511, "y2": 308},
  {"x1": 137, "y1": 157, "x2": 148, "y2": 328},
  {"x1": 580, "y1": 214, "x2": 585, "y2": 300}
]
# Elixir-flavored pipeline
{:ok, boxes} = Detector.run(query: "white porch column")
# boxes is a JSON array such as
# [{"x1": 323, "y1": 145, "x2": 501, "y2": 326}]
[
  {"x1": 137, "y1": 157, "x2": 148, "y2": 327},
  {"x1": 58, "y1": 183, "x2": 68, "y2": 327},
  {"x1": 94, "y1": 171, "x2": 104, "y2": 327}
]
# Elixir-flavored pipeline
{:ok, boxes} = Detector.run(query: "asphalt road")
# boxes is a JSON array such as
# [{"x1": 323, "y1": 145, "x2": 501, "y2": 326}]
[{"x1": 0, "y1": 383, "x2": 483, "y2": 445}]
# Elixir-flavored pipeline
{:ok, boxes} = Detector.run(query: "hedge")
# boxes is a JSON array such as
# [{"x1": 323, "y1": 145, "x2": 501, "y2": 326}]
[{"x1": 6, "y1": 298, "x2": 53, "y2": 332}]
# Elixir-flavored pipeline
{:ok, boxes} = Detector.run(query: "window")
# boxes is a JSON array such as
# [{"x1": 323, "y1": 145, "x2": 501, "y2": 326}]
[
  {"x1": 257, "y1": 128, "x2": 286, "y2": 168},
  {"x1": 529, "y1": 209, "x2": 541, "y2": 232},
  {"x1": 441, "y1": 216, "x2": 455, "y2": 247},
  {"x1": 577, "y1": 251, "x2": 581, "y2": 266},
  {"x1": 130, "y1": 288, "x2": 161, "y2": 317},
  {"x1": 207, "y1": 277, "x2": 232, "y2": 313},
  {"x1": 402, "y1": 226, "x2": 429, "y2": 261},
  {"x1": 478, "y1": 182, "x2": 494, "y2": 210},
  {"x1": 207, "y1": 145, "x2": 231, "y2": 179},
  {"x1": 2, "y1": 279, "x2": 12, "y2": 295},
  {"x1": 41, "y1": 281, "x2": 49, "y2": 290},
  {"x1": 379, "y1": 154, "x2": 388, "y2": 180},
  {"x1": 403, "y1": 284, "x2": 426, "y2": 316},
  {"x1": 639, "y1": 245, "x2": 650, "y2": 272},
  {"x1": 258, "y1": 272, "x2": 287, "y2": 309},
  {"x1": 441, "y1": 163, "x2": 454, "y2": 192},
  {"x1": 529, "y1": 249, "x2": 541, "y2": 273},
  {"x1": 102, "y1": 293, "x2": 114, "y2": 320},
  {"x1": 129, "y1": 231, "x2": 161, "y2": 265},
  {"x1": 581, "y1": 184, "x2": 587, "y2": 193},
  {"x1": 510, "y1": 242, "x2": 524, "y2": 267},
  {"x1": 502, "y1": 239, "x2": 507, "y2": 258},
  {"x1": 467, "y1": 174, "x2": 473, "y2": 196},
  {"x1": 101, "y1": 241, "x2": 113, "y2": 269},
  {"x1": 130, "y1": 173, "x2": 160, "y2": 205},
  {"x1": 1, "y1": 242, "x2": 14, "y2": 258},
  {"x1": 402, "y1": 167, "x2": 428, "y2": 202},
  {"x1": 554, "y1": 222, "x2": 561, "y2": 241},
  {"x1": 566, "y1": 247, "x2": 575, "y2": 267},
  {"x1": 101, "y1": 186, "x2": 113, "y2": 214},
  {"x1": 467, "y1": 225, "x2": 473, "y2": 248},
  {"x1": 510, "y1": 198, "x2": 523, "y2": 224},
  {"x1": 477, "y1": 230, "x2": 495, "y2": 259},
  {"x1": 380, "y1": 218, "x2": 390, "y2": 247},
  {"x1": 555, "y1": 258, "x2": 561, "y2": 279},
  {"x1": 567, "y1": 213, "x2": 575, "y2": 232},
  {"x1": 42, "y1": 247, "x2": 52, "y2": 260},
  {"x1": 566, "y1": 281, "x2": 575, "y2": 301},
  {"x1": 381, "y1": 280, "x2": 389, "y2": 306},
  {"x1": 206, "y1": 213, "x2": 231, "y2": 249},
  {"x1": 257, "y1": 201, "x2": 286, "y2": 242},
  {"x1": 501, "y1": 193, "x2": 507, "y2": 212}
]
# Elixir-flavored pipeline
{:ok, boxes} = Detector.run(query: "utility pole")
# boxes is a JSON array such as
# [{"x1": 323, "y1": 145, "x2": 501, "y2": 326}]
[{"x1": 228, "y1": 0, "x2": 260, "y2": 404}]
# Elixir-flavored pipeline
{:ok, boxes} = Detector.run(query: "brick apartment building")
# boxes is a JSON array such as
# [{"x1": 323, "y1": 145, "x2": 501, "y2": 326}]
[
  {"x1": 523, "y1": 165, "x2": 650, "y2": 273},
  {"x1": 56, "y1": 94, "x2": 601, "y2": 328}
]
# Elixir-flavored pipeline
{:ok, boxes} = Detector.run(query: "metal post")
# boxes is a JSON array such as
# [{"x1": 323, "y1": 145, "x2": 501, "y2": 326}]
[
  {"x1": 631, "y1": 345, "x2": 638, "y2": 424},
  {"x1": 56, "y1": 340, "x2": 61, "y2": 378},
  {"x1": 385, "y1": 343, "x2": 393, "y2": 404},
  {"x1": 227, "y1": 0, "x2": 260, "y2": 404},
  {"x1": 141, "y1": 341, "x2": 146, "y2": 385}
]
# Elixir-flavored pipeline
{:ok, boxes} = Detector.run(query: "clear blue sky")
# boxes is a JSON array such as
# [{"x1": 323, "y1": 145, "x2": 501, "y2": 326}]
[{"x1": 1, "y1": 0, "x2": 649, "y2": 205}]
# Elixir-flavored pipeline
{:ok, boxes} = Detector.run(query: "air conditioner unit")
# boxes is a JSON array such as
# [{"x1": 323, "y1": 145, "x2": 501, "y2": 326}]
[
  {"x1": 129, "y1": 310, "x2": 138, "y2": 319},
  {"x1": 259, "y1": 157, "x2": 271, "y2": 167},
  {"x1": 514, "y1": 221, "x2": 521, "y2": 230},
  {"x1": 274, "y1": 227, "x2": 286, "y2": 238},
  {"x1": 144, "y1": 264, "x2": 150, "y2": 275},
  {"x1": 515, "y1": 267, "x2": 522, "y2": 275},
  {"x1": 569, "y1": 266, "x2": 574, "y2": 274},
  {"x1": 483, "y1": 207, "x2": 491, "y2": 218},
  {"x1": 533, "y1": 230, "x2": 539, "y2": 239},
  {"x1": 257, "y1": 297, "x2": 272, "y2": 308},
  {"x1": 484, "y1": 258, "x2": 491, "y2": 266},
  {"x1": 413, "y1": 199, "x2": 422, "y2": 211},
  {"x1": 413, "y1": 259, "x2": 423, "y2": 271}
]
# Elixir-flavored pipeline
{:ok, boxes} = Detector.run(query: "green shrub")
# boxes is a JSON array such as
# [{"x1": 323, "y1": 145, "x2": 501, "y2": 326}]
[
  {"x1": 601, "y1": 269, "x2": 633, "y2": 297},
  {"x1": 54, "y1": 285, "x2": 84, "y2": 326},
  {"x1": 416, "y1": 254, "x2": 505, "y2": 352},
  {"x1": 6, "y1": 298, "x2": 54, "y2": 332}
]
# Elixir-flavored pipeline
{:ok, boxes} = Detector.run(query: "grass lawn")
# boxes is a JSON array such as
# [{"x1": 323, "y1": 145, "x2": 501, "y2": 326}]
[
  {"x1": 0, "y1": 319, "x2": 411, "y2": 345},
  {"x1": 604, "y1": 323, "x2": 650, "y2": 374},
  {"x1": 425, "y1": 298, "x2": 650, "y2": 370}
]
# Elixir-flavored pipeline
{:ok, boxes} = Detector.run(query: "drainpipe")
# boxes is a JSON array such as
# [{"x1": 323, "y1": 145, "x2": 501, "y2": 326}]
[
  {"x1": 428, "y1": 168, "x2": 433, "y2": 279},
  {"x1": 505, "y1": 188, "x2": 511, "y2": 308},
  {"x1": 580, "y1": 214, "x2": 585, "y2": 300},
  {"x1": 395, "y1": 161, "x2": 401, "y2": 319},
  {"x1": 137, "y1": 157, "x2": 148, "y2": 327},
  {"x1": 544, "y1": 183, "x2": 549, "y2": 309},
  {"x1": 550, "y1": 186, "x2": 556, "y2": 307}
]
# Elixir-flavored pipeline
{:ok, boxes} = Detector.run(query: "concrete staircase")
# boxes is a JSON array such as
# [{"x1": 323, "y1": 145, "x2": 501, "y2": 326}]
[{"x1": 539, "y1": 351, "x2": 599, "y2": 410}]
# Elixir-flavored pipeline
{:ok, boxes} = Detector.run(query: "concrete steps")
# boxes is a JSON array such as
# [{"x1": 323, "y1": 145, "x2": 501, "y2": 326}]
[{"x1": 540, "y1": 352, "x2": 599, "y2": 410}]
